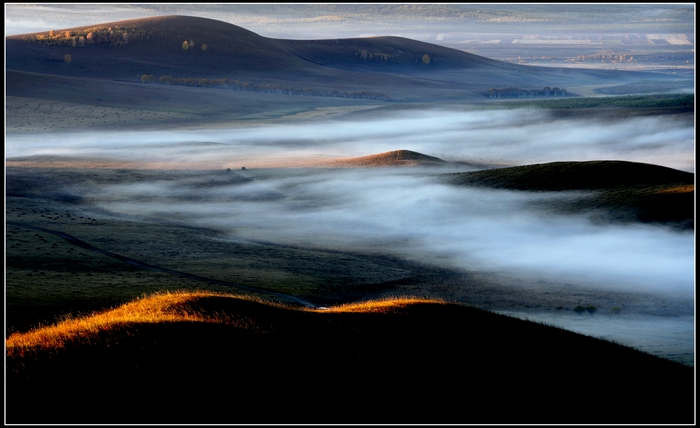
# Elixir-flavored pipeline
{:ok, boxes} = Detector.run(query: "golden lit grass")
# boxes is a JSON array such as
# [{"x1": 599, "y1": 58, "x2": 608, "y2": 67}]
[
  {"x1": 7, "y1": 290, "x2": 694, "y2": 424},
  {"x1": 654, "y1": 184, "x2": 694, "y2": 194},
  {"x1": 5, "y1": 291, "x2": 446, "y2": 355},
  {"x1": 5, "y1": 290, "x2": 267, "y2": 354},
  {"x1": 313, "y1": 296, "x2": 448, "y2": 313}
]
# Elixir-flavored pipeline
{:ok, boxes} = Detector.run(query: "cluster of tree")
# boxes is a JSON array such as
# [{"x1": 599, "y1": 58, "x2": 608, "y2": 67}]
[
  {"x1": 568, "y1": 52, "x2": 690, "y2": 65},
  {"x1": 181, "y1": 39, "x2": 208, "y2": 50},
  {"x1": 488, "y1": 93, "x2": 693, "y2": 109},
  {"x1": 569, "y1": 53, "x2": 635, "y2": 64},
  {"x1": 355, "y1": 50, "x2": 433, "y2": 65},
  {"x1": 486, "y1": 86, "x2": 567, "y2": 98},
  {"x1": 138, "y1": 75, "x2": 389, "y2": 101},
  {"x1": 25, "y1": 25, "x2": 153, "y2": 47},
  {"x1": 621, "y1": 52, "x2": 692, "y2": 63}
]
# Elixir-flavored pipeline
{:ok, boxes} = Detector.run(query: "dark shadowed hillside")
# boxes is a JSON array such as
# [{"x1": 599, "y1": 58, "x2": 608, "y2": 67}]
[
  {"x1": 6, "y1": 292, "x2": 694, "y2": 424},
  {"x1": 446, "y1": 160, "x2": 693, "y2": 191},
  {"x1": 444, "y1": 160, "x2": 694, "y2": 229}
]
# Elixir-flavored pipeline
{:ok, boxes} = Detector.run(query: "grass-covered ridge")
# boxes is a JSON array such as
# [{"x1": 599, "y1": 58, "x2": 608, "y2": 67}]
[
  {"x1": 6, "y1": 290, "x2": 694, "y2": 424},
  {"x1": 444, "y1": 160, "x2": 694, "y2": 229},
  {"x1": 446, "y1": 160, "x2": 693, "y2": 191},
  {"x1": 5, "y1": 290, "x2": 445, "y2": 354}
]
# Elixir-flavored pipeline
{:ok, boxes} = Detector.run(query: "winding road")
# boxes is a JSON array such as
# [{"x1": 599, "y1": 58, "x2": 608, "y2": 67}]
[{"x1": 7, "y1": 221, "x2": 319, "y2": 309}]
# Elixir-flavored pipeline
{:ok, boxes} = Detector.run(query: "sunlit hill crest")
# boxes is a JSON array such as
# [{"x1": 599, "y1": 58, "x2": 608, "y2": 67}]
[{"x1": 6, "y1": 290, "x2": 693, "y2": 423}]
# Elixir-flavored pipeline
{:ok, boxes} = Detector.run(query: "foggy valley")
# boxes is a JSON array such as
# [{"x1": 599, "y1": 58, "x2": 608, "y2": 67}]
[{"x1": 4, "y1": 5, "x2": 695, "y2": 424}]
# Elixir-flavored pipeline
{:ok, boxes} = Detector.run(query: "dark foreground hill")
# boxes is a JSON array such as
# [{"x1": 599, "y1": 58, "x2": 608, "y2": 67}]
[
  {"x1": 6, "y1": 291, "x2": 694, "y2": 424},
  {"x1": 444, "y1": 160, "x2": 694, "y2": 229},
  {"x1": 5, "y1": 15, "x2": 674, "y2": 103}
]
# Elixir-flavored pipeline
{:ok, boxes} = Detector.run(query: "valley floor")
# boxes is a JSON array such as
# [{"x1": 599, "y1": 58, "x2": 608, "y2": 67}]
[{"x1": 6, "y1": 165, "x2": 694, "y2": 365}]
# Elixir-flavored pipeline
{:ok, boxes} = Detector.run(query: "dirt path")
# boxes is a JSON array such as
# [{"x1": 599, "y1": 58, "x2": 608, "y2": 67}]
[{"x1": 7, "y1": 221, "x2": 318, "y2": 309}]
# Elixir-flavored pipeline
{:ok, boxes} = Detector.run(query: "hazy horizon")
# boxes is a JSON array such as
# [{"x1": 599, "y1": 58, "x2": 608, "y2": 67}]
[{"x1": 5, "y1": 4, "x2": 694, "y2": 42}]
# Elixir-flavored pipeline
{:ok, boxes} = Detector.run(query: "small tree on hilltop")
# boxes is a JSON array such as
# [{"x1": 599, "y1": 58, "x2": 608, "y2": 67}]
[
  {"x1": 182, "y1": 40, "x2": 189, "y2": 50},
  {"x1": 422, "y1": 54, "x2": 431, "y2": 65},
  {"x1": 201, "y1": 43, "x2": 208, "y2": 51}
]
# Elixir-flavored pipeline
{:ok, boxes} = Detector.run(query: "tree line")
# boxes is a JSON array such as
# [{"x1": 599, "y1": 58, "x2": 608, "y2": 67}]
[
  {"x1": 486, "y1": 86, "x2": 568, "y2": 99},
  {"x1": 485, "y1": 93, "x2": 693, "y2": 109},
  {"x1": 22, "y1": 25, "x2": 154, "y2": 48},
  {"x1": 356, "y1": 49, "x2": 434, "y2": 65},
  {"x1": 138, "y1": 75, "x2": 390, "y2": 101}
]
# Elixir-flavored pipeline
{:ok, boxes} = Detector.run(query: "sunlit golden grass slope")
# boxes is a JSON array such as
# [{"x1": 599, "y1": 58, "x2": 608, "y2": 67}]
[
  {"x1": 6, "y1": 291, "x2": 442, "y2": 354},
  {"x1": 445, "y1": 160, "x2": 694, "y2": 229},
  {"x1": 6, "y1": 291, "x2": 255, "y2": 354},
  {"x1": 6, "y1": 290, "x2": 693, "y2": 424}
]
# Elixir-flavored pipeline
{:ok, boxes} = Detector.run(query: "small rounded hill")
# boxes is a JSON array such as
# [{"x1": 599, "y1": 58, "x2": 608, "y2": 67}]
[
  {"x1": 322, "y1": 150, "x2": 447, "y2": 167},
  {"x1": 446, "y1": 160, "x2": 693, "y2": 191}
]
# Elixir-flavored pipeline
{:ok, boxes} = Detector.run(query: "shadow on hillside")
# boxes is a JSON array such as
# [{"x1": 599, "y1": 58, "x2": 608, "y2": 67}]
[{"x1": 6, "y1": 297, "x2": 693, "y2": 424}]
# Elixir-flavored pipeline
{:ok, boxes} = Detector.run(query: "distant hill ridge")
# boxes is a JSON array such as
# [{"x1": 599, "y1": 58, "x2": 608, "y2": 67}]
[
  {"x1": 6, "y1": 15, "x2": 656, "y2": 102},
  {"x1": 7, "y1": 15, "x2": 504, "y2": 71},
  {"x1": 322, "y1": 149, "x2": 447, "y2": 167}
]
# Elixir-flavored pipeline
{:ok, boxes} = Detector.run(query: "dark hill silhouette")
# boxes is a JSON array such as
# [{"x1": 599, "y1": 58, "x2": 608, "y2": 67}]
[
  {"x1": 445, "y1": 160, "x2": 694, "y2": 229},
  {"x1": 6, "y1": 292, "x2": 694, "y2": 424},
  {"x1": 446, "y1": 160, "x2": 693, "y2": 191},
  {"x1": 6, "y1": 15, "x2": 673, "y2": 102}
]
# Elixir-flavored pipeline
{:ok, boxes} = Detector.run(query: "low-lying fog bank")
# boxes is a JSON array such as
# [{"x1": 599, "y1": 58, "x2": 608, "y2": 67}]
[
  {"x1": 6, "y1": 107, "x2": 694, "y2": 364},
  {"x1": 94, "y1": 167, "x2": 693, "y2": 300},
  {"x1": 6, "y1": 108, "x2": 695, "y2": 172}
]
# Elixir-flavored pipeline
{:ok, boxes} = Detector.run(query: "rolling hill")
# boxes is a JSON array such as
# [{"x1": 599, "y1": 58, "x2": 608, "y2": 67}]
[
  {"x1": 6, "y1": 290, "x2": 693, "y2": 424},
  {"x1": 318, "y1": 149, "x2": 449, "y2": 167},
  {"x1": 444, "y1": 160, "x2": 694, "y2": 229},
  {"x1": 5, "y1": 15, "x2": 678, "y2": 103}
]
